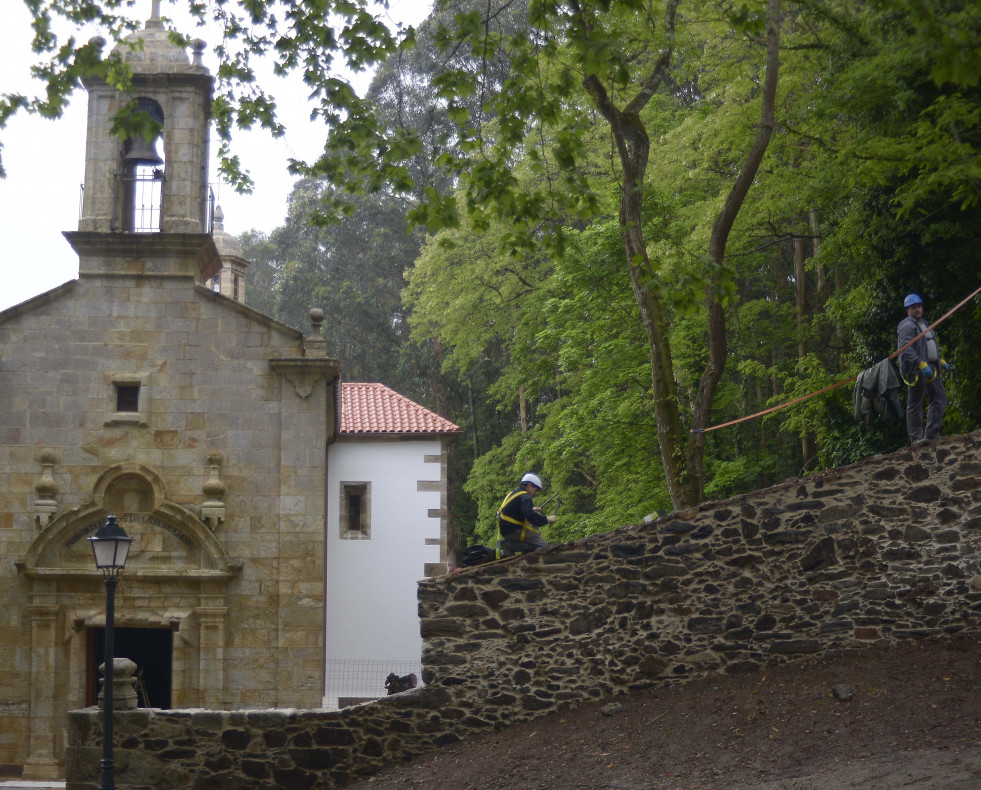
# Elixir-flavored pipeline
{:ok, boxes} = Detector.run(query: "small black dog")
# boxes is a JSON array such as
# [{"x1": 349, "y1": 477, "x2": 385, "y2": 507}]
[{"x1": 384, "y1": 672, "x2": 418, "y2": 695}]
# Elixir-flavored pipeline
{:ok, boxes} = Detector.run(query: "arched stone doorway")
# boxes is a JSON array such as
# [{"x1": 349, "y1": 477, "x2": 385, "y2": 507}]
[{"x1": 15, "y1": 463, "x2": 240, "y2": 780}]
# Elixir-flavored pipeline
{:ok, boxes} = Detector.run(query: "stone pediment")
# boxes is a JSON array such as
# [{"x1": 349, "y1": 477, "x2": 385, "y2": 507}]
[{"x1": 16, "y1": 502, "x2": 240, "y2": 580}]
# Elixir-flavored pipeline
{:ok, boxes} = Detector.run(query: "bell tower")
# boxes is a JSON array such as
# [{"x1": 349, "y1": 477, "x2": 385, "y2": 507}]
[{"x1": 66, "y1": 0, "x2": 220, "y2": 283}]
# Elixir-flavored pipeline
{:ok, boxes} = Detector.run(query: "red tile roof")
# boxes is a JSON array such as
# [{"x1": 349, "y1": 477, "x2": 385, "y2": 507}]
[{"x1": 340, "y1": 382, "x2": 462, "y2": 436}]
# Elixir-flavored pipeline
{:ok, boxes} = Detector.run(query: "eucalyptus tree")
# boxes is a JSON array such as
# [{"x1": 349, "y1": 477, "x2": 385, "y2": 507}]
[
  {"x1": 237, "y1": 230, "x2": 279, "y2": 316},
  {"x1": 237, "y1": 178, "x2": 428, "y2": 390}
]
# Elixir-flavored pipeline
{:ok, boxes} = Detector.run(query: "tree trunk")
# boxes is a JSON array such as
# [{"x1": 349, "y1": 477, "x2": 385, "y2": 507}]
[
  {"x1": 687, "y1": 0, "x2": 781, "y2": 504},
  {"x1": 519, "y1": 385, "x2": 528, "y2": 435},
  {"x1": 795, "y1": 222, "x2": 817, "y2": 466},
  {"x1": 579, "y1": 0, "x2": 780, "y2": 509},
  {"x1": 468, "y1": 374, "x2": 480, "y2": 458},
  {"x1": 810, "y1": 208, "x2": 825, "y2": 298},
  {"x1": 580, "y1": 0, "x2": 692, "y2": 507},
  {"x1": 795, "y1": 227, "x2": 807, "y2": 360}
]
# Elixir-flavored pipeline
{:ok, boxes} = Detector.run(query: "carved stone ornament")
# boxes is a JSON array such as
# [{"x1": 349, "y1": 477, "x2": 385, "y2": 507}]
[
  {"x1": 303, "y1": 308, "x2": 327, "y2": 359},
  {"x1": 33, "y1": 449, "x2": 60, "y2": 528},
  {"x1": 269, "y1": 358, "x2": 337, "y2": 399},
  {"x1": 98, "y1": 657, "x2": 139, "y2": 711},
  {"x1": 200, "y1": 450, "x2": 226, "y2": 530}
]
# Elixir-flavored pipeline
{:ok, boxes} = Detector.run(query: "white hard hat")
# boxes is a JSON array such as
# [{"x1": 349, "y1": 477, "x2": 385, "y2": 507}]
[{"x1": 521, "y1": 473, "x2": 543, "y2": 489}]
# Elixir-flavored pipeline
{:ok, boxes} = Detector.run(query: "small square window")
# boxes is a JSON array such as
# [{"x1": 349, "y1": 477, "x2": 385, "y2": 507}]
[
  {"x1": 116, "y1": 384, "x2": 140, "y2": 413},
  {"x1": 340, "y1": 482, "x2": 370, "y2": 539},
  {"x1": 105, "y1": 375, "x2": 148, "y2": 427}
]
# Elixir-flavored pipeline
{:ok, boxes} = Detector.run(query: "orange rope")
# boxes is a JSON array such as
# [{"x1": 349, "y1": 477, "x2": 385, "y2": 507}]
[{"x1": 693, "y1": 283, "x2": 981, "y2": 434}]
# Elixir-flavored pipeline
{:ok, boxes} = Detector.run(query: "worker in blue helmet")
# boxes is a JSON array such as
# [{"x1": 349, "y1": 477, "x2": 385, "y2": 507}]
[{"x1": 897, "y1": 293, "x2": 949, "y2": 444}]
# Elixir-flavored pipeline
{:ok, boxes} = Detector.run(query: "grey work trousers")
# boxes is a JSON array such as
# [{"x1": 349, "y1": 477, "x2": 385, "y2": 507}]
[
  {"x1": 499, "y1": 531, "x2": 549, "y2": 557},
  {"x1": 906, "y1": 374, "x2": 946, "y2": 442}
]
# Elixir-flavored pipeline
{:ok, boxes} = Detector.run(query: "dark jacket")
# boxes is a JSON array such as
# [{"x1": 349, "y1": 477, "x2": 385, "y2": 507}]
[{"x1": 497, "y1": 487, "x2": 549, "y2": 537}]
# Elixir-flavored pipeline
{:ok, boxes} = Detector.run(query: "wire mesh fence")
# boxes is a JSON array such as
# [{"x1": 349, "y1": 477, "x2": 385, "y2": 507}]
[{"x1": 324, "y1": 658, "x2": 423, "y2": 709}]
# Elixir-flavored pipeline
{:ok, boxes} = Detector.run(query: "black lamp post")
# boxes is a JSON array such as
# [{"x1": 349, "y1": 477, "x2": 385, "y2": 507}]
[{"x1": 89, "y1": 514, "x2": 132, "y2": 790}]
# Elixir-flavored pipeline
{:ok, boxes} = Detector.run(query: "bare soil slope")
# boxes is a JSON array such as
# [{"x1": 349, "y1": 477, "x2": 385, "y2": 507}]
[{"x1": 349, "y1": 636, "x2": 981, "y2": 790}]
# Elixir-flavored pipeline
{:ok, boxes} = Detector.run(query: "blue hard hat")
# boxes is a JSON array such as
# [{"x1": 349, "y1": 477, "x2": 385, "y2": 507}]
[{"x1": 903, "y1": 293, "x2": 923, "y2": 308}]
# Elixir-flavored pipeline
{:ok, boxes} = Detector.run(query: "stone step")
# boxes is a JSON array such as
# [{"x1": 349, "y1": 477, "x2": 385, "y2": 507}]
[{"x1": 0, "y1": 782, "x2": 66, "y2": 789}]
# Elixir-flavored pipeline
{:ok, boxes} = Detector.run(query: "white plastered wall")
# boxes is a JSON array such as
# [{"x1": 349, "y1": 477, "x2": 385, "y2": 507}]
[{"x1": 323, "y1": 438, "x2": 443, "y2": 707}]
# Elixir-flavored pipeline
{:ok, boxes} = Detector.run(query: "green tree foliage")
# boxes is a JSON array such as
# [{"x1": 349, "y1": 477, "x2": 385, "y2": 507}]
[
  {"x1": 448, "y1": 0, "x2": 980, "y2": 530},
  {"x1": 532, "y1": 222, "x2": 671, "y2": 536},
  {"x1": 386, "y1": 0, "x2": 785, "y2": 509},
  {"x1": 434, "y1": 216, "x2": 670, "y2": 543},
  {"x1": 746, "y1": 0, "x2": 981, "y2": 467}
]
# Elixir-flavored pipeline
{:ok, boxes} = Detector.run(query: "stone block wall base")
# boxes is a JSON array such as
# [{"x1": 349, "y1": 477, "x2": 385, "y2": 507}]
[{"x1": 19, "y1": 758, "x2": 62, "y2": 781}]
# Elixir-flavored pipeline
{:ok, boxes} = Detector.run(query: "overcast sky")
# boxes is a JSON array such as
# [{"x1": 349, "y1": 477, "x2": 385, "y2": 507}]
[{"x1": 0, "y1": 0, "x2": 431, "y2": 312}]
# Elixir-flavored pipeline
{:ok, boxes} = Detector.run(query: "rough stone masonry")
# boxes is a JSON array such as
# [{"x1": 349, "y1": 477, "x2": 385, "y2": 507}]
[{"x1": 66, "y1": 432, "x2": 981, "y2": 789}]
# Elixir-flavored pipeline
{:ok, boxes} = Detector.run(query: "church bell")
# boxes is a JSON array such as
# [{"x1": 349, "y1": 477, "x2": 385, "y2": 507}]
[
  {"x1": 123, "y1": 135, "x2": 164, "y2": 167},
  {"x1": 122, "y1": 96, "x2": 165, "y2": 167}
]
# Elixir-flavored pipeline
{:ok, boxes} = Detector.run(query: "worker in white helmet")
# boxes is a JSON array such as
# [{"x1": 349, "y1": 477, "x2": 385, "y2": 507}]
[{"x1": 496, "y1": 473, "x2": 554, "y2": 557}]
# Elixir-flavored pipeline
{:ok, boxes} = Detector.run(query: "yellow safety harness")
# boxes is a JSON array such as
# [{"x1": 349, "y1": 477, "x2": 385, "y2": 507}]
[
  {"x1": 496, "y1": 489, "x2": 541, "y2": 558},
  {"x1": 900, "y1": 360, "x2": 947, "y2": 387}
]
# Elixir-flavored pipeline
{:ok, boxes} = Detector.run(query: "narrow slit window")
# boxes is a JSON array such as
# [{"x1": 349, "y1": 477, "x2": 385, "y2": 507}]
[
  {"x1": 347, "y1": 492, "x2": 361, "y2": 530},
  {"x1": 340, "y1": 482, "x2": 370, "y2": 539}
]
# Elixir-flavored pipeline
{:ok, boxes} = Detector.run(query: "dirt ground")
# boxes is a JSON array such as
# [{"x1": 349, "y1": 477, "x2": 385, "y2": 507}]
[{"x1": 348, "y1": 635, "x2": 981, "y2": 790}]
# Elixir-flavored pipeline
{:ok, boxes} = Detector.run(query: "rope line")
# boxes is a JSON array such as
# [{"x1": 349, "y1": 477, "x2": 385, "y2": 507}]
[{"x1": 693, "y1": 282, "x2": 981, "y2": 434}]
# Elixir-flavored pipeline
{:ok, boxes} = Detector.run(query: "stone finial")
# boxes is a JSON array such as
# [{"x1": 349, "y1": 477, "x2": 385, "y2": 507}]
[
  {"x1": 98, "y1": 657, "x2": 139, "y2": 711},
  {"x1": 304, "y1": 309, "x2": 327, "y2": 358},
  {"x1": 210, "y1": 205, "x2": 247, "y2": 302},
  {"x1": 211, "y1": 204, "x2": 243, "y2": 257},
  {"x1": 191, "y1": 38, "x2": 207, "y2": 67},
  {"x1": 201, "y1": 450, "x2": 226, "y2": 530},
  {"x1": 33, "y1": 450, "x2": 60, "y2": 528}
]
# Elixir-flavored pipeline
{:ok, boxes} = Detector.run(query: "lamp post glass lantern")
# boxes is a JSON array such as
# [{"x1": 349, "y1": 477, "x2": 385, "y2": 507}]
[
  {"x1": 89, "y1": 514, "x2": 132, "y2": 790},
  {"x1": 90, "y1": 514, "x2": 133, "y2": 572}
]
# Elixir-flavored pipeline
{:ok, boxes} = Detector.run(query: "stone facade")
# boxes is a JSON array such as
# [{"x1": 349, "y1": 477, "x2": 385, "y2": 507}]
[
  {"x1": 1, "y1": 281, "x2": 338, "y2": 778},
  {"x1": 65, "y1": 432, "x2": 981, "y2": 789},
  {"x1": 0, "y1": 11, "x2": 339, "y2": 779}
]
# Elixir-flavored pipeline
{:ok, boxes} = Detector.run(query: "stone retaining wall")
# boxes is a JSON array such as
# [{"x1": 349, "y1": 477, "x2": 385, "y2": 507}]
[{"x1": 66, "y1": 433, "x2": 981, "y2": 789}]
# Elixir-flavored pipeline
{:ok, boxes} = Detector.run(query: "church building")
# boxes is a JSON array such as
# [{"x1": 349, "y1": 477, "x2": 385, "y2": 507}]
[{"x1": 0, "y1": 7, "x2": 459, "y2": 779}]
